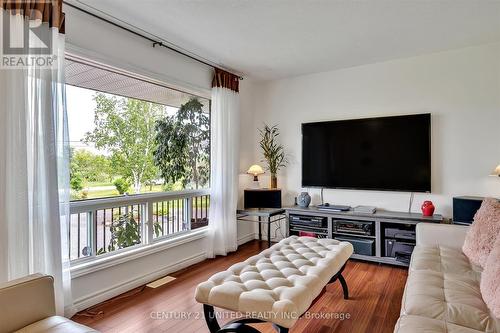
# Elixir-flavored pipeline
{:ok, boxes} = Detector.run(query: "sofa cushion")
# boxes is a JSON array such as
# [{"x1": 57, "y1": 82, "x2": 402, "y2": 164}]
[
  {"x1": 462, "y1": 198, "x2": 500, "y2": 268},
  {"x1": 480, "y1": 233, "x2": 500, "y2": 318},
  {"x1": 400, "y1": 245, "x2": 500, "y2": 333},
  {"x1": 410, "y1": 245, "x2": 482, "y2": 276},
  {"x1": 395, "y1": 315, "x2": 490, "y2": 333},
  {"x1": 13, "y1": 316, "x2": 98, "y2": 333}
]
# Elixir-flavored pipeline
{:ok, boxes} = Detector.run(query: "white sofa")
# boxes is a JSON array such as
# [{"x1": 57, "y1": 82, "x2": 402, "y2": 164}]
[
  {"x1": 394, "y1": 223, "x2": 500, "y2": 333},
  {"x1": 0, "y1": 274, "x2": 98, "y2": 333}
]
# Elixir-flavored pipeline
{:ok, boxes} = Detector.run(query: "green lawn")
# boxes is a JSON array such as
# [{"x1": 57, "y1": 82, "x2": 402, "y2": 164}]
[
  {"x1": 71, "y1": 184, "x2": 209, "y2": 201},
  {"x1": 86, "y1": 184, "x2": 164, "y2": 199},
  {"x1": 86, "y1": 181, "x2": 116, "y2": 187},
  {"x1": 86, "y1": 188, "x2": 119, "y2": 199}
]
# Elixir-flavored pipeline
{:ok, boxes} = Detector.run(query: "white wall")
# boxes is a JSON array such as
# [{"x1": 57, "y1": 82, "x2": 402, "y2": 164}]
[
  {"x1": 71, "y1": 235, "x2": 209, "y2": 311},
  {"x1": 251, "y1": 43, "x2": 500, "y2": 219},
  {"x1": 64, "y1": 5, "x2": 256, "y2": 310}
]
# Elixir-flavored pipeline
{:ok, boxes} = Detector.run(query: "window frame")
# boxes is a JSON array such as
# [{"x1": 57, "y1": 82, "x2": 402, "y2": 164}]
[{"x1": 65, "y1": 53, "x2": 212, "y2": 270}]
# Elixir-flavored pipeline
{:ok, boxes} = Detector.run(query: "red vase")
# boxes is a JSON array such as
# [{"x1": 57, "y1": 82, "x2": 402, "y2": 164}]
[{"x1": 421, "y1": 201, "x2": 435, "y2": 217}]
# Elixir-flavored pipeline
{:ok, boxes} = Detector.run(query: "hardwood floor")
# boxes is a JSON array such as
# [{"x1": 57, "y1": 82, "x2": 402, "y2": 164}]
[{"x1": 72, "y1": 240, "x2": 408, "y2": 333}]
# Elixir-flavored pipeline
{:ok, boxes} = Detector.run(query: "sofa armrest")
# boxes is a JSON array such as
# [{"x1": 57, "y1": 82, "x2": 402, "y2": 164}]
[
  {"x1": 0, "y1": 274, "x2": 56, "y2": 333},
  {"x1": 416, "y1": 223, "x2": 469, "y2": 250}
]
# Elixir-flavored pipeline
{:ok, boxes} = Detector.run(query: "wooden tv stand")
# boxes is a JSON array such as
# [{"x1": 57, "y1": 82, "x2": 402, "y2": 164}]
[{"x1": 285, "y1": 206, "x2": 443, "y2": 267}]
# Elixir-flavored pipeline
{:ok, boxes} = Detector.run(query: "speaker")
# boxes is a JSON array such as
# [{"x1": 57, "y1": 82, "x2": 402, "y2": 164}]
[
  {"x1": 453, "y1": 196, "x2": 483, "y2": 225},
  {"x1": 244, "y1": 189, "x2": 282, "y2": 209}
]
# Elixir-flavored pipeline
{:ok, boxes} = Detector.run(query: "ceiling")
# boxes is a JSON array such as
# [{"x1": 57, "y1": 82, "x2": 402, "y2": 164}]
[{"x1": 69, "y1": 0, "x2": 500, "y2": 81}]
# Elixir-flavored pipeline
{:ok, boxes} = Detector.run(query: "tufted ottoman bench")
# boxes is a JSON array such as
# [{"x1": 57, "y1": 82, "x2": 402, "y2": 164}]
[{"x1": 195, "y1": 236, "x2": 354, "y2": 333}]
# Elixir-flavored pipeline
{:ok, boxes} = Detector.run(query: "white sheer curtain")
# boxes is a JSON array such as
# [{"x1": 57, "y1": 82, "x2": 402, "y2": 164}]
[
  {"x1": 207, "y1": 86, "x2": 240, "y2": 257},
  {"x1": 0, "y1": 11, "x2": 74, "y2": 316}
]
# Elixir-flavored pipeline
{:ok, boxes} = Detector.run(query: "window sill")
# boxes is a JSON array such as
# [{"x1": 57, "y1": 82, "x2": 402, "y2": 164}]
[{"x1": 70, "y1": 227, "x2": 209, "y2": 278}]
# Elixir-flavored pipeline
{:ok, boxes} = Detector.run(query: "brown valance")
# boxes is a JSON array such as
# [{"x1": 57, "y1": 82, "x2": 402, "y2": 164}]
[
  {"x1": 212, "y1": 68, "x2": 239, "y2": 93},
  {"x1": 1, "y1": 0, "x2": 65, "y2": 34}
]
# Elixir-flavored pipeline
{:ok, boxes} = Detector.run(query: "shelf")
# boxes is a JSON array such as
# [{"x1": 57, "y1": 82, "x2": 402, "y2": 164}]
[
  {"x1": 290, "y1": 224, "x2": 327, "y2": 229},
  {"x1": 378, "y1": 256, "x2": 411, "y2": 267},
  {"x1": 286, "y1": 208, "x2": 431, "y2": 268},
  {"x1": 289, "y1": 225, "x2": 328, "y2": 233},
  {"x1": 350, "y1": 254, "x2": 410, "y2": 267},
  {"x1": 290, "y1": 229, "x2": 329, "y2": 236},
  {"x1": 332, "y1": 232, "x2": 375, "y2": 239},
  {"x1": 286, "y1": 206, "x2": 444, "y2": 223},
  {"x1": 384, "y1": 238, "x2": 416, "y2": 244}
]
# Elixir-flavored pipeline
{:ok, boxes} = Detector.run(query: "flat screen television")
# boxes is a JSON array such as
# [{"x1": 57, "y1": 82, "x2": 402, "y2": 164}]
[{"x1": 302, "y1": 113, "x2": 431, "y2": 192}]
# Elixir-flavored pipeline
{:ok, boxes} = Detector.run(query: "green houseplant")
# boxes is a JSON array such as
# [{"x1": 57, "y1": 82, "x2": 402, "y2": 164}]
[
  {"x1": 259, "y1": 124, "x2": 288, "y2": 188},
  {"x1": 96, "y1": 211, "x2": 163, "y2": 255}
]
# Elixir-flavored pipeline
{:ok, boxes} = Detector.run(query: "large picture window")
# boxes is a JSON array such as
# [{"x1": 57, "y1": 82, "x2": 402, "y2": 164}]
[{"x1": 66, "y1": 57, "x2": 210, "y2": 262}]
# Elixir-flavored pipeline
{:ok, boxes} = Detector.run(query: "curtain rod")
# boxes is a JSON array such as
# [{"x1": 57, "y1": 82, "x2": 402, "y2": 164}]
[{"x1": 63, "y1": 1, "x2": 244, "y2": 80}]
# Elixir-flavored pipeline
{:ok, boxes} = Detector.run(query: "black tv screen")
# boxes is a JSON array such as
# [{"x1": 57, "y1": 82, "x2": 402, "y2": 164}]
[{"x1": 302, "y1": 114, "x2": 431, "y2": 192}]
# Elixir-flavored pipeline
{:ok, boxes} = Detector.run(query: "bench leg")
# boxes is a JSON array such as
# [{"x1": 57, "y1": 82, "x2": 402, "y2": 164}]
[
  {"x1": 327, "y1": 263, "x2": 349, "y2": 300},
  {"x1": 203, "y1": 304, "x2": 289, "y2": 333},
  {"x1": 218, "y1": 323, "x2": 288, "y2": 333},
  {"x1": 272, "y1": 324, "x2": 289, "y2": 333},
  {"x1": 203, "y1": 304, "x2": 221, "y2": 333},
  {"x1": 338, "y1": 273, "x2": 349, "y2": 299},
  {"x1": 218, "y1": 323, "x2": 261, "y2": 333}
]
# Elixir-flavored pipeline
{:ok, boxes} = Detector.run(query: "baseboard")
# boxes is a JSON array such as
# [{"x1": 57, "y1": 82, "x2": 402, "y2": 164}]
[
  {"x1": 73, "y1": 234, "x2": 261, "y2": 312},
  {"x1": 237, "y1": 232, "x2": 256, "y2": 245},
  {"x1": 253, "y1": 234, "x2": 286, "y2": 242},
  {"x1": 72, "y1": 252, "x2": 207, "y2": 312}
]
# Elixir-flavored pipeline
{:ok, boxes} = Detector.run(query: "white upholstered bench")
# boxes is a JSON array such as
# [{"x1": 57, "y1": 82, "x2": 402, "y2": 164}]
[{"x1": 195, "y1": 236, "x2": 354, "y2": 333}]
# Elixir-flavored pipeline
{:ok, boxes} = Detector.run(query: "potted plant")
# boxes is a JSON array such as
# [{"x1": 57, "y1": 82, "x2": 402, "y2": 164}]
[{"x1": 259, "y1": 124, "x2": 288, "y2": 188}]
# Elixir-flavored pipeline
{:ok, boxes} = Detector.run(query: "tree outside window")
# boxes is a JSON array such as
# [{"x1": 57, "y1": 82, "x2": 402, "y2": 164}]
[{"x1": 69, "y1": 90, "x2": 210, "y2": 201}]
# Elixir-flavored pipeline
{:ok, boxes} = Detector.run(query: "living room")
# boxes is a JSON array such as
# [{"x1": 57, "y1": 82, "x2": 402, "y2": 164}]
[{"x1": 0, "y1": 1, "x2": 499, "y2": 333}]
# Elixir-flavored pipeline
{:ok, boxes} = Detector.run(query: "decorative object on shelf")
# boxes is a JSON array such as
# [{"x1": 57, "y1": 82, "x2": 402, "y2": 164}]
[
  {"x1": 297, "y1": 192, "x2": 311, "y2": 208},
  {"x1": 247, "y1": 164, "x2": 264, "y2": 188},
  {"x1": 259, "y1": 124, "x2": 288, "y2": 189},
  {"x1": 421, "y1": 200, "x2": 435, "y2": 217},
  {"x1": 299, "y1": 231, "x2": 317, "y2": 237},
  {"x1": 490, "y1": 164, "x2": 500, "y2": 177}
]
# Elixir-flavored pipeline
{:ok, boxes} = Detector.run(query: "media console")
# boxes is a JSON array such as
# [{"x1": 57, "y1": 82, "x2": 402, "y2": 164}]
[{"x1": 286, "y1": 206, "x2": 443, "y2": 267}]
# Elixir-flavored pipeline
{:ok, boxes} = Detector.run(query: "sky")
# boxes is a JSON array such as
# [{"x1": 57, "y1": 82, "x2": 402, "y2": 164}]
[{"x1": 66, "y1": 85, "x2": 99, "y2": 153}]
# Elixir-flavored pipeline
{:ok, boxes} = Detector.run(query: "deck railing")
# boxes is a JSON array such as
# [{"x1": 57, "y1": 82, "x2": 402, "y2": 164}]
[{"x1": 69, "y1": 190, "x2": 210, "y2": 262}]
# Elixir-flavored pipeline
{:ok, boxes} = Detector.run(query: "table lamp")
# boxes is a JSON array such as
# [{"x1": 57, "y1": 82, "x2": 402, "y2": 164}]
[
  {"x1": 491, "y1": 164, "x2": 500, "y2": 177},
  {"x1": 247, "y1": 164, "x2": 264, "y2": 188}
]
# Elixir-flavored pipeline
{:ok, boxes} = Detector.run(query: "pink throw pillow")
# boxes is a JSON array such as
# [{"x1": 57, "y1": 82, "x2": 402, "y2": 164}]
[
  {"x1": 462, "y1": 198, "x2": 500, "y2": 268},
  {"x1": 481, "y1": 234, "x2": 500, "y2": 318}
]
